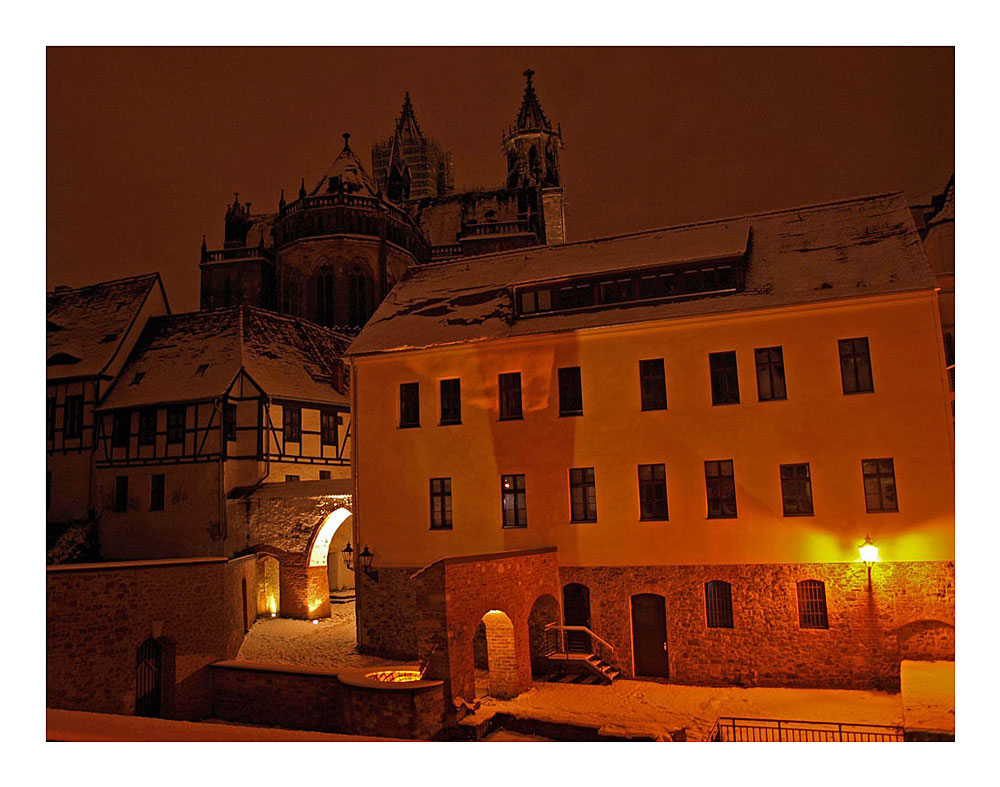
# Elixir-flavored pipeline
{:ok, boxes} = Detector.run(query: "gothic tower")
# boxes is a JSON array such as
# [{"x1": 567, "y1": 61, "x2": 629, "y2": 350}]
[{"x1": 503, "y1": 69, "x2": 566, "y2": 243}]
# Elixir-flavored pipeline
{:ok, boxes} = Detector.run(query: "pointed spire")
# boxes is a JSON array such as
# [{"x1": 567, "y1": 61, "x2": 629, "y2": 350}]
[
  {"x1": 514, "y1": 67, "x2": 551, "y2": 131},
  {"x1": 395, "y1": 91, "x2": 423, "y2": 140},
  {"x1": 299, "y1": 177, "x2": 307, "y2": 199},
  {"x1": 279, "y1": 188, "x2": 286, "y2": 210},
  {"x1": 342, "y1": 132, "x2": 351, "y2": 151}
]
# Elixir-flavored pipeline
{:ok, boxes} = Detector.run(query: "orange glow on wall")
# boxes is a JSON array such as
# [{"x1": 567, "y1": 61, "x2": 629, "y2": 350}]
[{"x1": 308, "y1": 507, "x2": 352, "y2": 567}]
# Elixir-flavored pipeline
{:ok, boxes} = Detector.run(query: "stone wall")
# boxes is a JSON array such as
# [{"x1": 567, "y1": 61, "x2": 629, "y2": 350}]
[
  {"x1": 559, "y1": 560, "x2": 954, "y2": 692},
  {"x1": 46, "y1": 555, "x2": 256, "y2": 720}
]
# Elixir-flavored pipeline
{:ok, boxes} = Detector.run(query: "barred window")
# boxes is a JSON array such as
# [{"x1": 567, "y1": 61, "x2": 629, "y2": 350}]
[
  {"x1": 150, "y1": 474, "x2": 164, "y2": 511},
  {"x1": 639, "y1": 359, "x2": 667, "y2": 411},
  {"x1": 705, "y1": 580, "x2": 734, "y2": 628},
  {"x1": 709, "y1": 351, "x2": 740, "y2": 405},
  {"x1": 283, "y1": 406, "x2": 302, "y2": 442},
  {"x1": 638, "y1": 464, "x2": 668, "y2": 520},
  {"x1": 558, "y1": 367, "x2": 583, "y2": 416},
  {"x1": 862, "y1": 458, "x2": 898, "y2": 512},
  {"x1": 430, "y1": 477, "x2": 453, "y2": 530},
  {"x1": 139, "y1": 408, "x2": 157, "y2": 446},
  {"x1": 499, "y1": 373, "x2": 523, "y2": 420},
  {"x1": 501, "y1": 474, "x2": 527, "y2": 528},
  {"x1": 780, "y1": 463, "x2": 814, "y2": 516},
  {"x1": 166, "y1": 405, "x2": 185, "y2": 444},
  {"x1": 569, "y1": 467, "x2": 597, "y2": 522},
  {"x1": 797, "y1": 580, "x2": 829, "y2": 629},
  {"x1": 112, "y1": 410, "x2": 131, "y2": 448},
  {"x1": 440, "y1": 379, "x2": 461, "y2": 425},
  {"x1": 399, "y1": 383, "x2": 420, "y2": 428},
  {"x1": 755, "y1": 346, "x2": 787, "y2": 401},
  {"x1": 705, "y1": 460, "x2": 737, "y2": 518},
  {"x1": 839, "y1": 337, "x2": 874, "y2": 394}
]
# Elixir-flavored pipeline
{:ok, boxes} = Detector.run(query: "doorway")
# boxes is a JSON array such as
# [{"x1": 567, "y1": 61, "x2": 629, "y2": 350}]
[
  {"x1": 631, "y1": 593, "x2": 669, "y2": 678},
  {"x1": 562, "y1": 583, "x2": 592, "y2": 653},
  {"x1": 135, "y1": 637, "x2": 163, "y2": 717}
]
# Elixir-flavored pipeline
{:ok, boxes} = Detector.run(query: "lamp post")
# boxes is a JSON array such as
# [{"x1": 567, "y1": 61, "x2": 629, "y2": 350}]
[
  {"x1": 859, "y1": 534, "x2": 879, "y2": 591},
  {"x1": 341, "y1": 541, "x2": 354, "y2": 570},
  {"x1": 342, "y1": 541, "x2": 378, "y2": 582}
]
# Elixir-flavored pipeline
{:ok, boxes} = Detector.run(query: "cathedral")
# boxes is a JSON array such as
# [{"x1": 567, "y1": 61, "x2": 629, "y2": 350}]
[{"x1": 199, "y1": 70, "x2": 567, "y2": 330}]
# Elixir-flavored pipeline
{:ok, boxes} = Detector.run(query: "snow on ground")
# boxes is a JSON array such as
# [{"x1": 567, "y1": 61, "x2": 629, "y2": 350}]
[
  {"x1": 47, "y1": 709, "x2": 397, "y2": 741},
  {"x1": 900, "y1": 661, "x2": 955, "y2": 734},
  {"x1": 471, "y1": 678, "x2": 907, "y2": 741},
  {"x1": 235, "y1": 601, "x2": 406, "y2": 670}
]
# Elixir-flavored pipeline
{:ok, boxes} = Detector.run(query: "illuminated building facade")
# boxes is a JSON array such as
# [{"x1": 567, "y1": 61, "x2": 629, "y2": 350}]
[{"x1": 348, "y1": 192, "x2": 955, "y2": 700}]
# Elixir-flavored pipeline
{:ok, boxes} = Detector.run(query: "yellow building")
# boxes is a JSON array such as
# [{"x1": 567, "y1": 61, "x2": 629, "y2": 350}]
[{"x1": 347, "y1": 191, "x2": 954, "y2": 700}]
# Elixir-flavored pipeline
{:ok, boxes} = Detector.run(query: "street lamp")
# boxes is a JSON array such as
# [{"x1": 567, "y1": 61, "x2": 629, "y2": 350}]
[
  {"x1": 341, "y1": 541, "x2": 354, "y2": 570},
  {"x1": 859, "y1": 534, "x2": 879, "y2": 590},
  {"x1": 342, "y1": 541, "x2": 378, "y2": 582}
]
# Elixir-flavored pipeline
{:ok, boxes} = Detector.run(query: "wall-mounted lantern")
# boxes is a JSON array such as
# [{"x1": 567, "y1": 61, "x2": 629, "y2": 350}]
[
  {"x1": 342, "y1": 542, "x2": 378, "y2": 582},
  {"x1": 859, "y1": 534, "x2": 879, "y2": 590}
]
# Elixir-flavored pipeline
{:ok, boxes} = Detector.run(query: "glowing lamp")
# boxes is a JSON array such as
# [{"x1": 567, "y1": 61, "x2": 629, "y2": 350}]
[
  {"x1": 312, "y1": 619, "x2": 319, "y2": 625},
  {"x1": 342, "y1": 542, "x2": 354, "y2": 570},
  {"x1": 859, "y1": 534, "x2": 879, "y2": 590}
]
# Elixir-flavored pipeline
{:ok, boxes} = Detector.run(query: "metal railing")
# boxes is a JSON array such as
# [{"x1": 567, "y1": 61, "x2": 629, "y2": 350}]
[
  {"x1": 544, "y1": 622, "x2": 615, "y2": 660},
  {"x1": 201, "y1": 245, "x2": 272, "y2": 263},
  {"x1": 708, "y1": 717, "x2": 904, "y2": 742},
  {"x1": 461, "y1": 219, "x2": 533, "y2": 236}
]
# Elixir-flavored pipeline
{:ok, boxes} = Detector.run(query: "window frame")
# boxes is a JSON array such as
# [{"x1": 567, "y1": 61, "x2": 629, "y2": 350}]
[
  {"x1": 430, "y1": 477, "x2": 453, "y2": 530},
  {"x1": 283, "y1": 405, "x2": 302, "y2": 443},
  {"x1": 558, "y1": 366, "x2": 583, "y2": 417},
  {"x1": 796, "y1": 580, "x2": 830, "y2": 629},
  {"x1": 639, "y1": 358, "x2": 668, "y2": 411},
  {"x1": 862, "y1": 458, "x2": 898, "y2": 513},
  {"x1": 138, "y1": 407, "x2": 157, "y2": 446},
  {"x1": 166, "y1": 405, "x2": 186, "y2": 445},
  {"x1": 839, "y1": 337, "x2": 874, "y2": 394},
  {"x1": 705, "y1": 459, "x2": 738, "y2": 519},
  {"x1": 223, "y1": 403, "x2": 238, "y2": 442},
  {"x1": 320, "y1": 409, "x2": 340, "y2": 445},
  {"x1": 64, "y1": 394, "x2": 84, "y2": 439},
  {"x1": 709, "y1": 351, "x2": 740, "y2": 405},
  {"x1": 498, "y1": 372, "x2": 523, "y2": 421},
  {"x1": 705, "y1": 580, "x2": 734, "y2": 629},
  {"x1": 150, "y1": 474, "x2": 165, "y2": 511},
  {"x1": 500, "y1": 473, "x2": 527, "y2": 528},
  {"x1": 638, "y1": 463, "x2": 669, "y2": 521},
  {"x1": 439, "y1": 378, "x2": 461, "y2": 426},
  {"x1": 399, "y1": 382, "x2": 420, "y2": 428},
  {"x1": 112, "y1": 409, "x2": 131, "y2": 448},
  {"x1": 569, "y1": 467, "x2": 597, "y2": 522},
  {"x1": 755, "y1": 345, "x2": 787, "y2": 401},
  {"x1": 779, "y1": 463, "x2": 814, "y2": 516}
]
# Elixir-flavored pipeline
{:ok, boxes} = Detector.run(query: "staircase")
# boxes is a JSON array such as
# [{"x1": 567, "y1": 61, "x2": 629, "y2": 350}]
[{"x1": 542, "y1": 624, "x2": 620, "y2": 685}]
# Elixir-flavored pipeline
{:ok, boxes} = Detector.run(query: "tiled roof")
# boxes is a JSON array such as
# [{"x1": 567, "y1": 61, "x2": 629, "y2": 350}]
[
  {"x1": 46, "y1": 273, "x2": 165, "y2": 380},
  {"x1": 348, "y1": 192, "x2": 935, "y2": 356},
  {"x1": 100, "y1": 307, "x2": 351, "y2": 410}
]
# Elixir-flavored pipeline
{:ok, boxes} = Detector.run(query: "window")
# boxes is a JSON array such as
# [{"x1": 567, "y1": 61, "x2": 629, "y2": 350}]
[
  {"x1": 112, "y1": 410, "x2": 131, "y2": 448},
  {"x1": 440, "y1": 379, "x2": 461, "y2": 425},
  {"x1": 47, "y1": 398, "x2": 55, "y2": 440},
  {"x1": 321, "y1": 410, "x2": 340, "y2": 445},
  {"x1": 139, "y1": 408, "x2": 157, "y2": 446},
  {"x1": 150, "y1": 474, "x2": 164, "y2": 511},
  {"x1": 558, "y1": 366, "x2": 583, "y2": 416},
  {"x1": 755, "y1": 346, "x2": 786, "y2": 401},
  {"x1": 709, "y1": 351, "x2": 740, "y2": 405},
  {"x1": 862, "y1": 458, "x2": 898, "y2": 512},
  {"x1": 319, "y1": 470, "x2": 331, "y2": 480},
  {"x1": 638, "y1": 464, "x2": 668, "y2": 520},
  {"x1": 557, "y1": 282, "x2": 594, "y2": 309},
  {"x1": 348, "y1": 270, "x2": 371, "y2": 327},
  {"x1": 797, "y1": 580, "x2": 829, "y2": 629},
  {"x1": 316, "y1": 268, "x2": 335, "y2": 327},
  {"x1": 223, "y1": 403, "x2": 237, "y2": 442},
  {"x1": 166, "y1": 406, "x2": 185, "y2": 444},
  {"x1": 705, "y1": 580, "x2": 734, "y2": 628},
  {"x1": 705, "y1": 460, "x2": 737, "y2": 518},
  {"x1": 501, "y1": 474, "x2": 527, "y2": 527},
  {"x1": 283, "y1": 406, "x2": 302, "y2": 442},
  {"x1": 839, "y1": 337, "x2": 874, "y2": 394},
  {"x1": 430, "y1": 477, "x2": 453, "y2": 529},
  {"x1": 114, "y1": 475, "x2": 128, "y2": 513},
  {"x1": 399, "y1": 383, "x2": 420, "y2": 428},
  {"x1": 569, "y1": 467, "x2": 597, "y2": 522},
  {"x1": 285, "y1": 475, "x2": 300, "y2": 482},
  {"x1": 639, "y1": 359, "x2": 667, "y2": 411},
  {"x1": 498, "y1": 373, "x2": 522, "y2": 420},
  {"x1": 64, "y1": 395, "x2": 84, "y2": 439},
  {"x1": 780, "y1": 463, "x2": 814, "y2": 516}
]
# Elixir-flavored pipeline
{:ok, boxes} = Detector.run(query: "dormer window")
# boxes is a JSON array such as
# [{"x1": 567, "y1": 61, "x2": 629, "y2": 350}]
[
  {"x1": 195, "y1": 364, "x2": 209, "y2": 377},
  {"x1": 100, "y1": 332, "x2": 119, "y2": 344},
  {"x1": 129, "y1": 372, "x2": 145, "y2": 386}
]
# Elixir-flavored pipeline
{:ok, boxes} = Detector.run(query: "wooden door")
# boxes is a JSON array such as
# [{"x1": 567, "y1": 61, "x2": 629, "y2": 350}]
[
  {"x1": 562, "y1": 583, "x2": 592, "y2": 652},
  {"x1": 631, "y1": 593, "x2": 669, "y2": 678},
  {"x1": 135, "y1": 638, "x2": 162, "y2": 717}
]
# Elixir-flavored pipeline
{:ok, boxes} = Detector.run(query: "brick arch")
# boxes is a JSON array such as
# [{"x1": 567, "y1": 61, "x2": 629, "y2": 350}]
[
  {"x1": 478, "y1": 610, "x2": 518, "y2": 699},
  {"x1": 894, "y1": 619, "x2": 955, "y2": 661},
  {"x1": 528, "y1": 592, "x2": 560, "y2": 678}
]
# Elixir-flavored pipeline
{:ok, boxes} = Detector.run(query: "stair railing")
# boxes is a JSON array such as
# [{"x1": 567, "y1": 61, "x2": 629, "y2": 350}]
[{"x1": 544, "y1": 622, "x2": 615, "y2": 663}]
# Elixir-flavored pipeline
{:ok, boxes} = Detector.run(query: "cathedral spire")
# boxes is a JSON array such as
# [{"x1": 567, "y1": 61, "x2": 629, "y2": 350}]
[
  {"x1": 395, "y1": 91, "x2": 424, "y2": 140},
  {"x1": 515, "y1": 68, "x2": 551, "y2": 132}
]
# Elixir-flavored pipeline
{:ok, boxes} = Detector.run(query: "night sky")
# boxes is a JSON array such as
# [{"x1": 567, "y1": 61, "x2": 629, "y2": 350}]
[{"x1": 46, "y1": 47, "x2": 954, "y2": 313}]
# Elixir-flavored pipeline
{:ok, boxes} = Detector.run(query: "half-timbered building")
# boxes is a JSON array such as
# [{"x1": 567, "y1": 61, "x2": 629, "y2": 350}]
[{"x1": 94, "y1": 305, "x2": 352, "y2": 560}]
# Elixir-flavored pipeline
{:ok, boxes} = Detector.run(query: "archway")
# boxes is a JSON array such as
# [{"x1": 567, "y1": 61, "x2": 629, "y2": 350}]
[
  {"x1": 325, "y1": 511, "x2": 355, "y2": 593},
  {"x1": 527, "y1": 593, "x2": 560, "y2": 678},
  {"x1": 300, "y1": 506, "x2": 352, "y2": 619},
  {"x1": 474, "y1": 610, "x2": 518, "y2": 699}
]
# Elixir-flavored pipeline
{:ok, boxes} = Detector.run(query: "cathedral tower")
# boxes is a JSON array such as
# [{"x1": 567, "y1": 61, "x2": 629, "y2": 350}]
[{"x1": 371, "y1": 92, "x2": 454, "y2": 203}]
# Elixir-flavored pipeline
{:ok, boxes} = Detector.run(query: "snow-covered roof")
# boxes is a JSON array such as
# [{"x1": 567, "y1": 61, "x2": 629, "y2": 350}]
[
  {"x1": 348, "y1": 192, "x2": 935, "y2": 356},
  {"x1": 100, "y1": 306, "x2": 351, "y2": 410},
  {"x1": 927, "y1": 179, "x2": 955, "y2": 226},
  {"x1": 312, "y1": 135, "x2": 379, "y2": 198},
  {"x1": 46, "y1": 273, "x2": 166, "y2": 379}
]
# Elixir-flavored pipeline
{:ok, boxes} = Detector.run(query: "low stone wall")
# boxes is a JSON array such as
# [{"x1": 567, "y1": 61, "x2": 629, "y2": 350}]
[
  {"x1": 560, "y1": 560, "x2": 954, "y2": 692},
  {"x1": 47, "y1": 555, "x2": 256, "y2": 720},
  {"x1": 209, "y1": 661, "x2": 448, "y2": 740}
]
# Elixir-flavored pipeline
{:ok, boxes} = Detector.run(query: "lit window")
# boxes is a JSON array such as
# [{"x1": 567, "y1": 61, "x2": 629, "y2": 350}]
[{"x1": 501, "y1": 474, "x2": 527, "y2": 528}]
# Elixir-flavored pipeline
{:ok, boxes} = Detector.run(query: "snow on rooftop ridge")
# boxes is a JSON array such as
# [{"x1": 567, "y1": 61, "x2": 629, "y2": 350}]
[{"x1": 46, "y1": 271, "x2": 161, "y2": 297}]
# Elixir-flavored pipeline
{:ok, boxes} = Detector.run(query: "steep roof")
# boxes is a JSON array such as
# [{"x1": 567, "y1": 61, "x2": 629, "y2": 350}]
[
  {"x1": 99, "y1": 307, "x2": 351, "y2": 410},
  {"x1": 394, "y1": 91, "x2": 423, "y2": 141},
  {"x1": 46, "y1": 273, "x2": 166, "y2": 380},
  {"x1": 348, "y1": 192, "x2": 935, "y2": 357},
  {"x1": 311, "y1": 134, "x2": 380, "y2": 198},
  {"x1": 927, "y1": 176, "x2": 955, "y2": 226},
  {"x1": 514, "y1": 69, "x2": 551, "y2": 131}
]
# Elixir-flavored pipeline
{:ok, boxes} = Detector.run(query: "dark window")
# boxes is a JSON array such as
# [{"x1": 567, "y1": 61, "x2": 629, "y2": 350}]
[
  {"x1": 139, "y1": 408, "x2": 157, "y2": 446},
  {"x1": 499, "y1": 373, "x2": 522, "y2": 420},
  {"x1": 600, "y1": 278, "x2": 632, "y2": 303},
  {"x1": 129, "y1": 372, "x2": 145, "y2": 386},
  {"x1": 501, "y1": 474, "x2": 527, "y2": 527},
  {"x1": 430, "y1": 477, "x2": 453, "y2": 529},
  {"x1": 755, "y1": 346, "x2": 787, "y2": 401},
  {"x1": 943, "y1": 331, "x2": 955, "y2": 367},
  {"x1": 150, "y1": 474, "x2": 164, "y2": 511},
  {"x1": 316, "y1": 269, "x2": 335, "y2": 327},
  {"x1": 862, "y1": 458, "x2": 898, "y2": 512},
  {"x1": 797, "y1": 580, "x2": 829, "y2": 629},
  {"x1": 47, "y1": 398, "x2": 55, "y2": 439},
  {"x1": 112, "y1": 410, "x2": 131, "y2": 448},
  {"x1": 839, "y1": 337, "x2": 874, "y2": 394},
  {"x1": 556, "y1": 282, "x2": 594, "y2": 310},
  {"x1": 283, "y1": 406, "x2": 302, "y2": 442},
  {"x1": 709, "y1": 351, "x2": 740, "y2": 405},
  {"x1": 705, "y1": 460, "x2": 737, "y2": 519},
  {"x1": 780, "y1": 463, "x2": 814, "y2": 516},
  {"x1": 64, "y1": 395, "x2": 84, "y2": 439},
  {"x1": 223, "y1": 403, "x2": 237, "y2": 442},
  {"x1": 638, "y1": 464, "x2": 668, "y2": 520},
  {"x1": 558, "y1": 367, "x2": 583, "y2": 416},
  {"x1": 285, "y1": 475, "x2": 300, "y2": 482},
  {"x1": 114, "y1": 475, "x2": 128, "y2": 513},
  {"x1": 319, "y1": 470, "x2": 331, "y2": 480},
  {"x1": 195, "y1": 363, "x2": 209, "y2": 377},
  {"x1": 400, "y1": 383, "x2": 420, "y2": 428},
  {"x1": 440, "y1": 379, "x2": 461, "y2": 425},
  {"x1": 639, "y1": 359, "x2": 667, "y2": 411},
  {"x1": 166, "y1": 406, "x2": 185, "y2": 444},
  {"x1": 321, "y1": 410, "x2": 340, "y2": 445},
  {"x1": 348, "y1": 270, "x2": 371, "y2": 327},
  {"x1": 705, "y1": 580, "x2": 734, "y2": 628},
  {"x1": 569, "y1": 467, "x2": 597, "y2": 522}
]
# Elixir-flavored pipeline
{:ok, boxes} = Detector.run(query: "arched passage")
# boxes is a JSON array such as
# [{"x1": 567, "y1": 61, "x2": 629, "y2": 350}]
[
  {"x1": 296, "y1": 506, "x2": 353, "y2": 619},
  {"x1": 528, "y1": 593, "x2": 560, "y2": 678},
  {"x1": 474, "y1": 610, "x2": 518, "y2": 699},
  {"x1": 325, "y1": 511, "x2": 355, "y2": 592}
]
